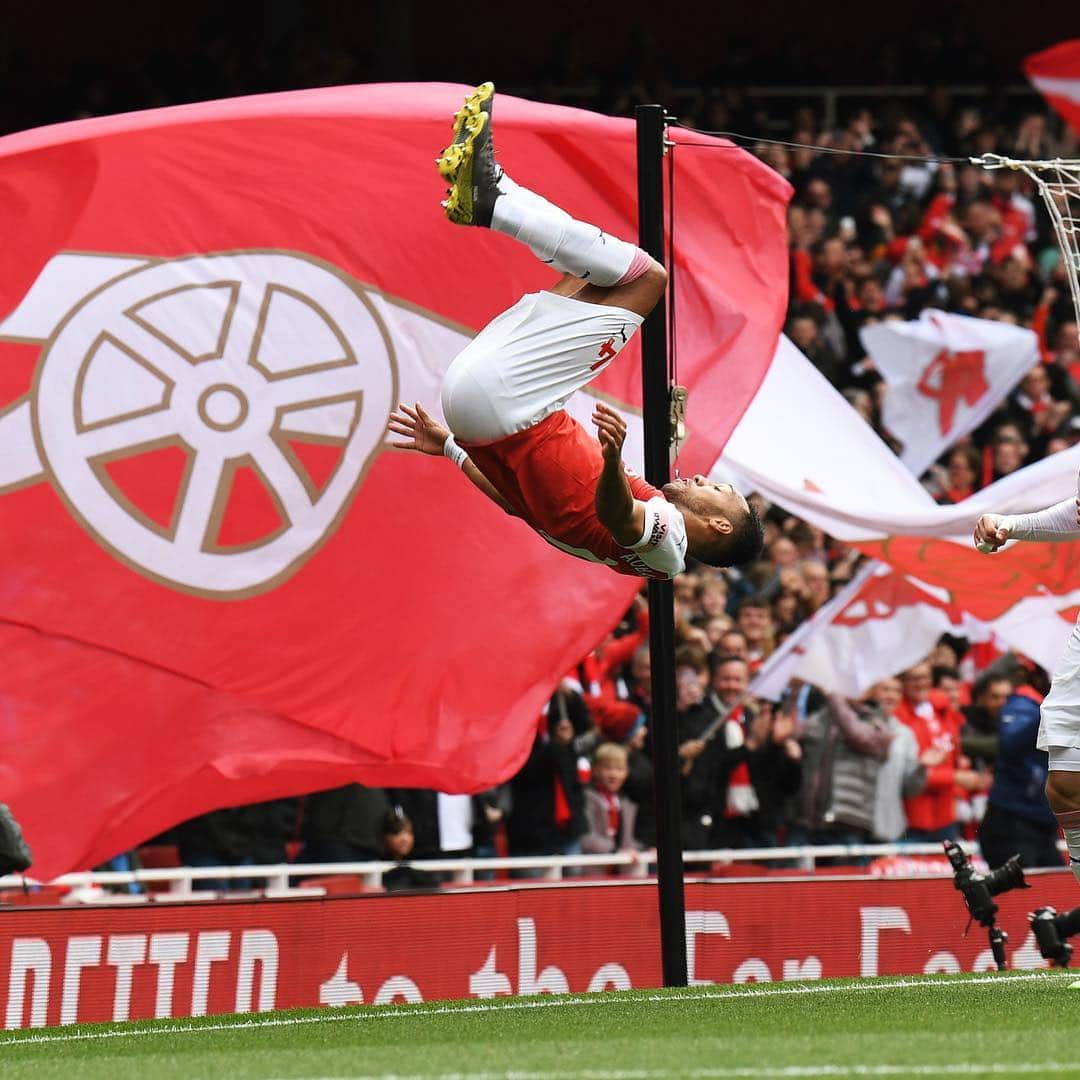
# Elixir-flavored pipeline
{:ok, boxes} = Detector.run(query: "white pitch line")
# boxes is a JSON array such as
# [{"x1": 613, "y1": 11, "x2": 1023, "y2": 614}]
[
  {"x1": 0, "y1": 971, "x2": 1068, "y2": 1048},
  {"x1": 280, "y1": 1065, "x2": 1080, "y2": 1080}
]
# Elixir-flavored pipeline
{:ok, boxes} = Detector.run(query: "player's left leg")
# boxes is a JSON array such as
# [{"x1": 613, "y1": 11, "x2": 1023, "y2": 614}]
[{"x1": 438, "y1": 83, "x2": 665, "y2": 320}]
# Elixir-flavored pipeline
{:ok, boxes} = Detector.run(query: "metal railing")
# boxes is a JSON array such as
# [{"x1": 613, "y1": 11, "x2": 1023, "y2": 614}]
[{"x1": 1, "y1": 840, "x2": 1043, "y2": 902}]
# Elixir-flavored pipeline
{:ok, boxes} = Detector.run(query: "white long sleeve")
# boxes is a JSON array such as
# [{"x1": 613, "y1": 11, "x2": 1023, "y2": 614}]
[{"x1": 1001, "y1": 497, "x2": 1080, "y2": 542}]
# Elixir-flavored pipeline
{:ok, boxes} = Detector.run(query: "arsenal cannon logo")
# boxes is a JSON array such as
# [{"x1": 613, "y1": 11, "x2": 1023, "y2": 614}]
[{"x1": 0, "y1": 251, "x2": 397, "y2": 596}]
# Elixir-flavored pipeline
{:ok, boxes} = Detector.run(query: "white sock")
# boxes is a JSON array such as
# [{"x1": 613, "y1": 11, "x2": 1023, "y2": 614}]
[
  {"x1": 496, "y1": 170, "x2": 571, "y2": 223},
  {"x1": 1065, "y1": 827, "x2": 1080, "y2": 886},
  {"x1": 491, "y1": 172, "x2": 640, "y2": 287}
]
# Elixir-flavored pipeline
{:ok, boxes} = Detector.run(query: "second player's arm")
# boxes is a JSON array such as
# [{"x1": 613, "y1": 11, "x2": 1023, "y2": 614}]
[{"x1": 974, "y1": 495, "x2": 1080, "y2": 552}]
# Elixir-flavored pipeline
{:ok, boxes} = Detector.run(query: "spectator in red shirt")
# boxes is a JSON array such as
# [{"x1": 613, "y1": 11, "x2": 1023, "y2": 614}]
[{"x1": 895, "y1": 662, "x2": 991, "y2": 841}]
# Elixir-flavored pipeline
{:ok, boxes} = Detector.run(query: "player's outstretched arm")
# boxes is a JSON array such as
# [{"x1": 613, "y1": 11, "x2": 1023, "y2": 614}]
[
  {"x1": 388, "y1": 402, "x2": 517, "y2": 516},
  {"x1": 974, "y1": 497, "x2": 1080, "y2": 554},
  {"x1": 593, "y1": 402, "x2": 646, "y2": 547},
  {"x1": 973, "y1": 513, "x2": 1010, "y2": 554}
]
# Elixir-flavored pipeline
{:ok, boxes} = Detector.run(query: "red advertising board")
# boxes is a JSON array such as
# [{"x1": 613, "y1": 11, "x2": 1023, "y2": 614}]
[{"x1": 2, "y1": 873, "x2": 1076, "y2": 1030}]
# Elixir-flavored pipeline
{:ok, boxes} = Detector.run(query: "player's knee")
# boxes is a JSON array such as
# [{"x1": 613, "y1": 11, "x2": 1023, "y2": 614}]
[
  {"x1": 642, "y1": 260, "x2": 668, "y2": 297},
  {"x1": 625, "y1": 260, "x2": 667, "y2": 316}
]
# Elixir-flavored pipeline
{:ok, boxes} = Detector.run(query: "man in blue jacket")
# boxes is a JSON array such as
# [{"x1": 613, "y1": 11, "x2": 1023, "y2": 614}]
[{"x1": 977, "y1": 686, "x2": 1062, "y2": 870}]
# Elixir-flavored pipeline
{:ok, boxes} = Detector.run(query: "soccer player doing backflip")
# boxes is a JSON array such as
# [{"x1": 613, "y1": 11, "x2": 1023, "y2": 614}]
[
  {"x1": 389, "y1": 83, "x2": 763, "y2": 580},
  {"x1": 975, "y1": 486, "x2": 1080, "y2": 886}
]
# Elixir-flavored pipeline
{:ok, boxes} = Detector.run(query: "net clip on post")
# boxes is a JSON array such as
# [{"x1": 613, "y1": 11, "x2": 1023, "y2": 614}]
[
  {"x1": 670, "y1": 385, "x2": 688, "y2": 455},
  {"x1": 663, "y1": 113, "x2": 677, "y2": 152}
]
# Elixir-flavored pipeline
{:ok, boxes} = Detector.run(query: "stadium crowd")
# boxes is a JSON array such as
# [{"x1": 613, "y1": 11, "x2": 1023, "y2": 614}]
[{"x1": 24, "y1": 42, "x2": 1073, "y2": 884}]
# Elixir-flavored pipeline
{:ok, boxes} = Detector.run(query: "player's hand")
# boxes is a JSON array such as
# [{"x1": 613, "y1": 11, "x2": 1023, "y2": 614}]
[
  {"x1": 592, "y1": 401, "x2": 628, "y2": 465},
  {"x1": 973, "y1": 513, "x2": 1009, "y2": 554},
  {"x1": 388, "y1": 402, "x2": 450, "y2": 456}
]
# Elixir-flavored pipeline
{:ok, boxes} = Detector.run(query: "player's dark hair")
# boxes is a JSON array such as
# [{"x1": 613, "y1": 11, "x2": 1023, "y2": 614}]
[{"x1": 697, "y1": 503, "x2": 764, "y2": 569}]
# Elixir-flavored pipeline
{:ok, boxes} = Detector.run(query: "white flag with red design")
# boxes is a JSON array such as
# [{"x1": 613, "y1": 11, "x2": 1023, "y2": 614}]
[
  {"x1": 717, "y1": 335, "x2": 1080, "y2": 691},
  {"x1": 1025, "y1": 40, "x2": 1080, "y2": 136},
  {"x1": 751, "y1": 562, "x2": 999, "y2": 699},
  {"x1": 859, "y1": 310, "x2": 1038, "y2": 477}
]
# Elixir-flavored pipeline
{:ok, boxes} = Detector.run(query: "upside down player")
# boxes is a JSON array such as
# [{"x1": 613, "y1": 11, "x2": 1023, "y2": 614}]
[
  {"x1": 390, "y1": 83, "x2": 764, "y2": 580},
  {"x1": 975, "y1": 488, "x2": 1080, "y2": 885}
]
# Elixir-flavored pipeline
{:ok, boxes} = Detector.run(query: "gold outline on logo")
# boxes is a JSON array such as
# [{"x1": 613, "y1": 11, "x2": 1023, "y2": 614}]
[
  {"x1": 126, "y1": 281, "x2": 240, "y2": 365},
  {"x1": 72, "y1": 331, "x2": 174, "y2": 433},
  {"x1": 248, "y1": 284, "x2": 355, "y2": 382},
  {"x1": 272, "y1": 390, "x2": 363, "y2": 503},
  {"x1": 0, "y1": 395, "x2": 46, "y2": 495},
  {"x1": 202, "y1": 453, "x2": 291, "y2": 555},
  {"x1": 197, "y1": 383, "x2": 250, "y2": 432},
  {"x1": 88, "y1": 435, "x2": 194, "y2": 542},
  {"x1": 20, "y1": 248, "x2": 399, "y2": 600}
]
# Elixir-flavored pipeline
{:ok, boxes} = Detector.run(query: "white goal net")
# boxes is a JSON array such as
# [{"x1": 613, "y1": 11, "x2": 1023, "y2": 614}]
[{"x1": 976, "y1": 154, "x2": 1080, "y2": 343}]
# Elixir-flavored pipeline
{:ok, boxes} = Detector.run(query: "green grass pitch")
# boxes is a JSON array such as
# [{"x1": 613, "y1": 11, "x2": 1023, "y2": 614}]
[{"x1": 0, "y1": 970, "x2": 1076, "y2": 1079}]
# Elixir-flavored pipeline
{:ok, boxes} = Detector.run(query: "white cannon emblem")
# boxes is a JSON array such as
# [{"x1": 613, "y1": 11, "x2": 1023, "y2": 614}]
[{"x1": 0, "y1": 250, "x2": 397, "y2": 596}]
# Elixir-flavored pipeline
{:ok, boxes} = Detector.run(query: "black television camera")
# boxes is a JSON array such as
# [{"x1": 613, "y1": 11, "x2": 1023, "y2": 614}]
[
  {"x1": 943, "y1": 840, "x2": 1028, "y2": 970},
  {"x1": 1030, "y1": 907, "x2": 1080, "y2": 967}
]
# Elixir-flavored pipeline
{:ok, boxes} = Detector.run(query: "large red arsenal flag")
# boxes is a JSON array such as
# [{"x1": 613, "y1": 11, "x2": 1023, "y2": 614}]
[{"x1": 0, "y1": 85, "x2": 790, "y2": 876}]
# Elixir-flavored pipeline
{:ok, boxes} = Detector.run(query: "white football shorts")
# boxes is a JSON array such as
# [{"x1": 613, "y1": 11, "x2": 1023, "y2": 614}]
[
  {"x1": 1039, "y1": 623, "x2": 1080, "y2": 766},
  {"x1": 441, "y1": 290, "x2": 643, "y2": 444}
]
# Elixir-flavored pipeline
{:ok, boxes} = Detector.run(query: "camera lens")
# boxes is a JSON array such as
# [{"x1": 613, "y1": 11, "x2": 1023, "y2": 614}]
[{"x1": 983, "y1": 855, "x2": 1027, "y2": 897}]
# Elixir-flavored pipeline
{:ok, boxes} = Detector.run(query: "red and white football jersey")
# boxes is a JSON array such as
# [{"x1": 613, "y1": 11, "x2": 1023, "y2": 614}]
[{"x1": 463, "y1": 410, "x2": 687, "y2": 579}]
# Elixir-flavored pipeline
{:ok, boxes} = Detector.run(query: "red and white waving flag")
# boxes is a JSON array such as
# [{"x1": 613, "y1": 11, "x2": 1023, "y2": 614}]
[
  {"x1": 717, "y1": 335, "x2": 1080, "y2": 689},
  {"x1": 1025, "y1": 40, "x2": 1080, "y2": 136},
  {"x1": 859, "y1": 311, "x2": 1038, "y2": 477},
  {"x1": 0, "y1": 85, "x2": 790, "y2": 876},
  {"x1": 752, "y1": 562, "x2": 991, "y2": 700}
]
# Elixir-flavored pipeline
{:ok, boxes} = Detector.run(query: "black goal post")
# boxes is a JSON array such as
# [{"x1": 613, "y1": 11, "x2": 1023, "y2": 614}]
[{"x1": 635, "y1": 102, "x2": 688, "y2": 988}]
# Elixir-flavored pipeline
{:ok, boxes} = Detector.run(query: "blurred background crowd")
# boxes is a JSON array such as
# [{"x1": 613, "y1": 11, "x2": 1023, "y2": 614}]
[{"x1": 4, "y1": 4, "x2": 1077, "y2": 887}]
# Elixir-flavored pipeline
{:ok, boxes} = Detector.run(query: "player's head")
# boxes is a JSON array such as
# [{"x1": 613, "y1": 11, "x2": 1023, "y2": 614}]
[{"x1": 662, "y1": 476, "x2": 763, "y2": 568}]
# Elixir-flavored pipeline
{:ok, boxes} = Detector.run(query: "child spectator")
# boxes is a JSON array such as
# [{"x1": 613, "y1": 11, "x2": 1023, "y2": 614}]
[{"x1": 582, "y1": 743, "x2": 641, "y2": 860}]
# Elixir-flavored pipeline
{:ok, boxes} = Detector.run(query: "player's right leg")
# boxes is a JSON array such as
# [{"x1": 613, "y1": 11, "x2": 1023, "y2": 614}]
[
  {"x1": 437, "y1": 83, "x2": 666, "y2": 319},
  {"x1": 1046, "y1": 763, "x2": 1080, "y2": 886}
]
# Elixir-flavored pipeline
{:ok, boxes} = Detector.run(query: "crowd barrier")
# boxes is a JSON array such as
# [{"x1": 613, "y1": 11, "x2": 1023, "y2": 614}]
[
  {"x1": 1, "y1": 867, "x2": 1076, "y2": 1030},
  {"x1": 3, "y1": 841, "x2": 1066, "y2": 895}
]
